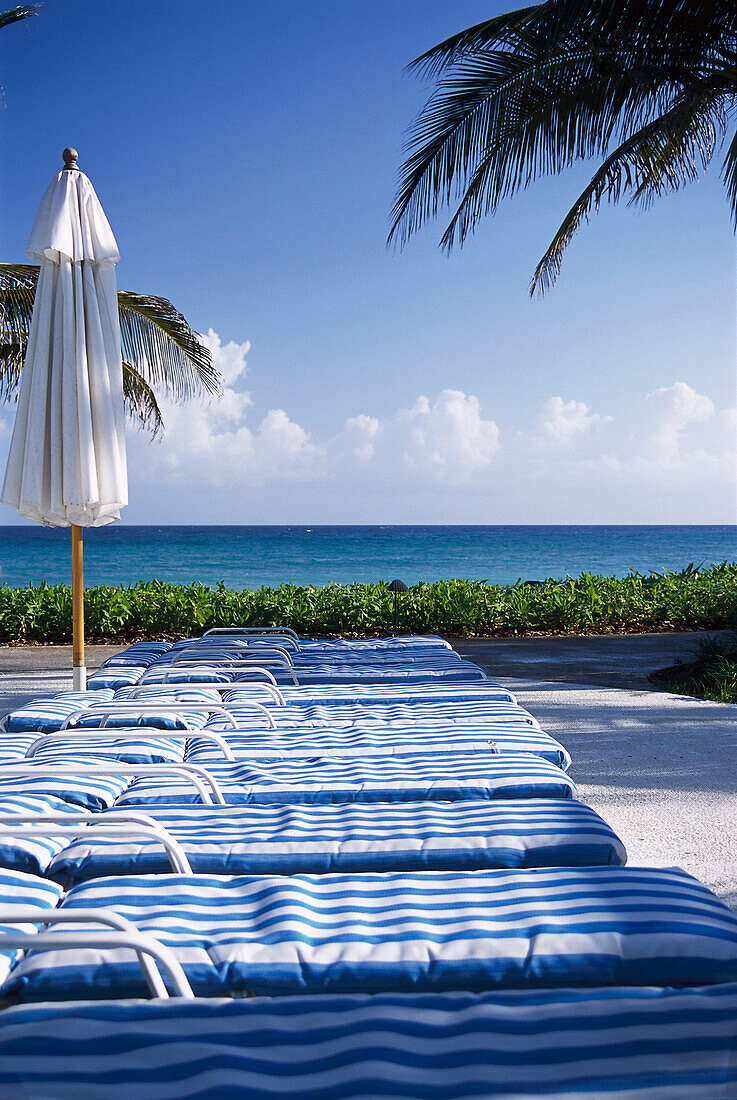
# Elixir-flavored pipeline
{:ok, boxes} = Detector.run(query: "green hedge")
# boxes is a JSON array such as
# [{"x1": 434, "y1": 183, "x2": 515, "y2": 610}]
[{"x1": 0, "y1": 562, "x2": 735, "y2": 643}]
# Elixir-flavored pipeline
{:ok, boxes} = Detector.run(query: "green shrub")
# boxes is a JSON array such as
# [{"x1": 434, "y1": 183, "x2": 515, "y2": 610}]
[
  {"x1": 650, "y1": 630, "x2": 737, "y2": 703},
  {"x1": 0, "y1": 562, "x2": 735, "y2": 643}
]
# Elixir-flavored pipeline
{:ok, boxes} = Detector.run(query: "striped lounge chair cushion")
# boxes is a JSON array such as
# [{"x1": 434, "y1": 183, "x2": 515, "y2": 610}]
[
  {"x1": 87, "y1": 667, "x2": 147, "y2": 690},
  {"x1": 299, "y1": 635, "x2": 453, "y2": 651},
  {"x1": 115, "y1": 751, "x2": 576, "y2": 806},
  {"x1": 0, "y1": 736, "x2": 40, "y2": 764},
  {"x1": 235, "y1": 700, "x2": 539, "y2": 726},
  {"x1": 272, "y1": 684, "x2": 516, "y2": 705},
  {"x1": 140, "y1": 667, "x2": 234, "y2": 685},
  {"x1": 0, "y1": 867, "x2": 63, "y2": 985},
  {"x1": 287, "y1": 656, "x2": 468, "y2": 668},
  {"x1": 0, "y1": 794, "x2": 85, "y2": 875},
  {"x1": 30, "y1": 736, "x2": 186, "y2": 766},
  {"x1": 6, "y1": 866, "x2": 737, "y2": 1000},
  {"x1": 109, "y1": 643, "x2": 173, "y2": 662},
  {"x1": 114, "y1": 687, "x2": 223, "y2": 705},
  {"x1": 1, "y1": 691, "x2": 115, "y2": 733},
  {"x1": 259, "y1": 665, "x2": 488, "y2": 685},
  {"x1": 0, "y1": 771, "x2": 130, "y2": 812},
  {"x1": 188, "y1": 724, "x2": 572, "y2": 770},
  {"x1": 69, "y1": 706, "x2": 210, "y2": 731},
  {"x1": 0, "y1": 985, "x2": 735, "y2": 1098},
  {"x1": 47, "y1": 799, "x2": 626, "y2": 885}
]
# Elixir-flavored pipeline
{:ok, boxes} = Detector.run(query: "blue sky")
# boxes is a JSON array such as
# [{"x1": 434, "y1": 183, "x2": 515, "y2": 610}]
[{"x1": 0, "y1": 0, "x2": 735, "y2": 524}]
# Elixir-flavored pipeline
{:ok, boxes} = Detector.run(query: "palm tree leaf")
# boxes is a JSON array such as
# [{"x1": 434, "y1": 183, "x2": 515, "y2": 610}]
[
  {"x1": 721, "y1": 128, "x2": 737, "y2": 226},
  {"x1": 390, "y1": 43, "x2": 670, "y2": 247},
  {"x1": 394, "y1": 0, "x2": 737, "y2": 277},
  {"x1": 0, "y1": 264, "x2": 221, "y2": 427},
  {"x1": 0, "y1": 5, "x2": 38, "y2": 31},
  {"x1": 530, "y1": 90, "x2": 723, "y2": 294},
  {"x1": 122, "y1": 361, "x2": 164, "y2": 436},
  {"x1": 118, "y1": 291, "x2": 220, "y2": 403},
  {"x1": 0, "y1": 263, "x2": 36, "y2": 399},
  {"x1": 409, "y1": 6, "x2": 542, "y2": 76}
]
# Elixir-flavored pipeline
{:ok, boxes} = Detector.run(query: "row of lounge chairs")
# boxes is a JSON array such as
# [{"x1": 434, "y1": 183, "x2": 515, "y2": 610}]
[{"x1": 0, "y1": 628, "x2": 733, "y2": 1095}]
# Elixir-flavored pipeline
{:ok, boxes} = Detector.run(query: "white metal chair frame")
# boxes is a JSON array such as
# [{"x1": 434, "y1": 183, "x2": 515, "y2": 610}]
[
  {"x1": 0, "y1": 812, "x2": 192, "y2": 873},
  {"x1": 202, "y1": 626, "x2": 300, "y2": 649},
  {"x1": 0, "y1": 908, "x2": 193, "y2": 998},
  {"x1": 124, "y1": 682, "x2": 286, "y2": 706},
  {"x1": 0, "y1": 763, "x2": 225, "y2": 805}
]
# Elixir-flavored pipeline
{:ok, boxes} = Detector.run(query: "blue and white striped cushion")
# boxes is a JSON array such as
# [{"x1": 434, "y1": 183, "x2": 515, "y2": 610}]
[
  {"x1": 101, "y1": 654, "x2": 164, "y2": 668},
  {"x1": 0, "y1": 771, "x2": 129, "y2": 812},
  {"x1": 299, "y1": 635, "x2": 453, "y2": 651},
  {"x1": 189, "y1": 724, "x2": 572, "y2": 770},
  {"x1": 7, "y1": 867, "x2": 737, "y2": 1000},
  {"x1": 140, "y1": 667, "x2": 234, "y2": 685},
  {"x1": 253, "y1": 665, "x2": 488, "y2": 685},
  {"x1": 0, "y1": 867, "x2": 63, "y2": 985},
  {"x1": 1, "y1": 691, "x2": 115, "y2": 733},
  {"x1": 69, "y1": 706, "x2": 210, "y2": 732},
  {"x1": 114, "y1": 687, "x2": 223, "y2": 704},
  {"x1": 287, "y1": 656, "x2": 467, "y2": 668},
  {"x1": 87, "y1": 667, "x2": 147, "y2": 690},
  {"x1": 110, "y1": 643, "x2": 173, "y2": 662},
  {"x1": 0, "y1": 985, "x2": 735, "y2": 1099},
  {"x1": 0, "y1": 794, "x2": 84, "y2": 875},
  {"x1": 30, "y1": 736, "x2": 186, "y2": 766},
  {"x1": 115, "y1": 751, "x2": 576, "y2": 806},
  {"x1": 0, "y1": 736, "x2": 39, "y2": 763},
  {"x1": 271, "y1": 684, "x2": 516, "y2": 705},
  {"x1": 47, "y1": 799, "x2": 626, "y2": 885},
  {"x1": 248, "y1": 701, "x2": 539, "y2": 726}
]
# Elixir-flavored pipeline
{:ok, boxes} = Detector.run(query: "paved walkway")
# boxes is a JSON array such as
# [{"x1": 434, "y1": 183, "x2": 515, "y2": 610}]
[
  {"x1": 0, "y1": 632, "x2": 735, "y2": 908},
  {"x1": 457, "y1": 633, "x2": 737, "y2": 910}
]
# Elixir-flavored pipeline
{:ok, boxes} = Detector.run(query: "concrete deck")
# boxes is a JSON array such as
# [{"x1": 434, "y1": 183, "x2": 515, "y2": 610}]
[{"x1": 455, "y1": 632, "x2": 737, "y2": 910}]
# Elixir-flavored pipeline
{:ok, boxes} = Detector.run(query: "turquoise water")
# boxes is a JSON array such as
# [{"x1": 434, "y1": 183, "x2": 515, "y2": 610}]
[{"x1": 0, "y1": 525, "x2": 734, "y2": 589}]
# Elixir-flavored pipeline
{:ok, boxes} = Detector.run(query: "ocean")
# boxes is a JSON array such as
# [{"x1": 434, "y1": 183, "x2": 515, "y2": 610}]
[{"x1": 0, "y1": 525, "x2": 734, "y2": 590}]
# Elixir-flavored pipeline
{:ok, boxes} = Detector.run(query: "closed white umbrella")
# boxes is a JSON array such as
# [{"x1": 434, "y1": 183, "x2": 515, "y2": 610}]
[{"x1": 1, "y1": 148, "x2": 127, "y2": 688}]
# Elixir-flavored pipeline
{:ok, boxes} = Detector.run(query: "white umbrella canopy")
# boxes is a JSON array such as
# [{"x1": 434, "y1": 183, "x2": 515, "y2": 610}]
[{"x1": 1, "y1": 149, "x2": 128, "y2": 687}]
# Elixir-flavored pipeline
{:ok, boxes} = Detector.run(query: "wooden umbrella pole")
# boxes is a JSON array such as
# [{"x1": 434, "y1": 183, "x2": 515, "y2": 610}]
[{"x1": 71, "y1": 524, "x2": 86, "y2": 690}]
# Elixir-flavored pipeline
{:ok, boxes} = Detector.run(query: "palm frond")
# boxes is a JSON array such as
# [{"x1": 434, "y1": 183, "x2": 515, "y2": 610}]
[
  {"x1": 530, "y1": 90, "x2": 724, "y2": 294},
  {"x1": 118, "y1": 291, "x2": 220, "y2": 403},
  {"x1": 390, "y1": 41, "x2": 671, "y2": 247},
  {"x1": 721, "y1": 127, "x2": 737, "y2": 226},
  {"x1": 0, "y1": 264, "x2": 221, "y2": 430},
  {"x1": 409, "y1": 6, "x2": 543, "y2": 76},
  {"x1": 392, "y1": 0, "x2": 737, "y2": 285},
  {"x1": 122, "y1": 361, "x2": 164, "y2": 436},
  {"x1": 0, "y1": 5, "x2": 38, "y2": 30},
  {"x1": 0, "y1": 263, "x2": 36, "y2": 400}
]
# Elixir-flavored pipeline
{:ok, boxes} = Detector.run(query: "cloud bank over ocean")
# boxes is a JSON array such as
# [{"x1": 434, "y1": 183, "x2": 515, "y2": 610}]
[{"x1": 115, "y1": 330, "x2": 736, "y2": 525}]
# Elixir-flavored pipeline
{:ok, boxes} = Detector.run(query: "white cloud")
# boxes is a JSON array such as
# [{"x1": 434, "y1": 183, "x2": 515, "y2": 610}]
[
  {"x1": 643, "y1": 381, "x2": 717, "y2": 463},
  {"x1": 200, "y1": 329, "x2": 252, "y2": 389},
  {"x1": 536, "y1": 396, "x2": 611, "y2": 449},
  {"x1": 340, "y1": 414, "x2": 380, "y2": 462},
  {"x1": 122, "y1": 330, "x2": 736, "y2": 522},
  {"x1": 127, "y1": 328, "x2": 322, "y2": 487},
  {"x1": 398, "y1": 390, "x2": 500, "y2": 480}
]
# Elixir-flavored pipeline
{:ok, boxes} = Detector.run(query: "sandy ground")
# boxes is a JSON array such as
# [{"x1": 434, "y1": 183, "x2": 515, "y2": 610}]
[
  {"x1": 0, "y1": 632, "x2": 735, "y2": 908},
  {"x1": 457, "y1": 634, "x2": 737, "y2": 910}
]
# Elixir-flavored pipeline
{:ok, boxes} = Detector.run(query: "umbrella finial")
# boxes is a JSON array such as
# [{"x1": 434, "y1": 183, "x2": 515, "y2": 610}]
[{"x1": 62, "y1": 147, "x2": 79, "y2": 171}]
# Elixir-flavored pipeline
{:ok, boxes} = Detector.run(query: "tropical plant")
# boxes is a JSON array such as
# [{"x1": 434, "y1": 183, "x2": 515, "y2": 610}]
[
  {"x1": 390, "y1": 0, "x2": 737, "y2": 293},
  {"x1": 0, "y1": 5, "x2": 221, "y2": 431},
  {"x1": 0, "y1": 265, "x2": 221, "y2": 433},
  {"x1": 0, "y1": 564, "x2": 734, "y2": 642}
]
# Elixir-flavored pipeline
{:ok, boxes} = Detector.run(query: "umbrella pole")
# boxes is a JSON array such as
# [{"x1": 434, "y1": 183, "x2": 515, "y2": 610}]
[{"x1": 71, "y1": 524, "x2": 86, "y2": 690}]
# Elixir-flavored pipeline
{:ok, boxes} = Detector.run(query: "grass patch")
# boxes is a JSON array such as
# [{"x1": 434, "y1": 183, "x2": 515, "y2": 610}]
[
  {"x1": 0, "y1": 561, "x2": 734, "y2": 644},
  {"x1": 650, "y1": 632, "x2": 737, "y2": 703}
]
